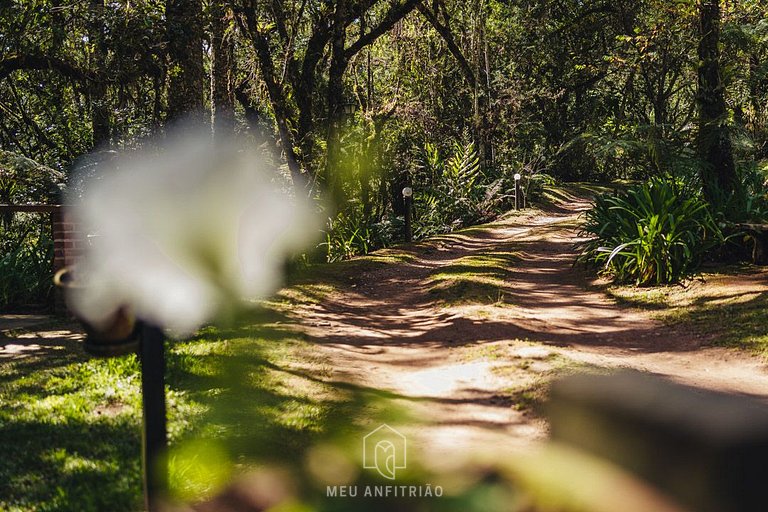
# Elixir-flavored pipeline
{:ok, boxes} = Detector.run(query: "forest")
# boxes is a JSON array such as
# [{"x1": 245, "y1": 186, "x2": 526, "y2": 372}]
[
  {"x1": 2, "y1": 1, "x2": 768, "y2": 511},
  {"x1": 2, "y1": 0, "x2": 766, "y2": 295}
]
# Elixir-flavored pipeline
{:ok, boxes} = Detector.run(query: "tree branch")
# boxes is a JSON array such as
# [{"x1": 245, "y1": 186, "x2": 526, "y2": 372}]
[
  {"x1": 345, "y1": 0, "x2": 421, "y2": 59},
  {"x1": 0, "y1": 54, "x2": 90, "y2": 82},
  {"x1": 236, "y1": 7, "x2": 306, "y2": 189},
  {"x1": 416, "y1": 2, "x2": 475, "y2": 84}
]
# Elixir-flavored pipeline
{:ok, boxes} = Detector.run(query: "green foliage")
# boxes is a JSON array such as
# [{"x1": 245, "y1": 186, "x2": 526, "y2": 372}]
[
  {"x1": 705, "y1": 162, "x2": 768, "y2": 261},
  {"x1": 322, "y1": 206, "x2": 375, "y2": 263},
  {"x1": 525, "y1": 172, "x2": 557, "y2": 203},
  {"x1": 0, "y1": 151, "x2": 62, "y2": 310},
  {"x1": 321, "y1": 140, "x2": 515, "y2": 263},
  {"x1": 321, "y1": 204, "x2": 404, "y2": 263},
  {"x1": 721, "y1": 162, "x2": 768, "y2": 224},
  {"x1": 578, "y1": 178, "x2": 724, "y2": 285},
  {"x1": 0, "y1": 218, "x2": 54, "y2": 310},
  {"x1": 414, "y1": 141, "x2": 497, "y2": 237},
  {"x1": 0, "y1": 150, "x2": 65, "y2": 204},
  {"x1": 443, "y1": 140, "x2": 484, "y2": 211}
]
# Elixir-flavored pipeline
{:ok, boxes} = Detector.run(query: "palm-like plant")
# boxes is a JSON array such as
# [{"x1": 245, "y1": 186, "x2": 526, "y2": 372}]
[{"x1": 578, "y1": 178, "x2": 724, "y2": 285}]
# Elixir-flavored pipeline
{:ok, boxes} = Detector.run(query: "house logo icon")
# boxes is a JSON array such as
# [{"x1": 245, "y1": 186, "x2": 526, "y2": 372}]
[{"x1": 363, "y1": 424, "x2": 407, "y2": 480}]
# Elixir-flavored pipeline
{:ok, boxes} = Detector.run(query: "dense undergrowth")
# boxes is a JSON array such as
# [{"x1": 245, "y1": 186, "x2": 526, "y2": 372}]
[
  {"x1": 0, "y1": 151, "x2": 64, "y2": 311},
  {"x1": 577, "y1": 164, "x2": 768, "y2": 285},
  {"x1": 321, "y1": 141, "x2": 554, "y2": 263}
]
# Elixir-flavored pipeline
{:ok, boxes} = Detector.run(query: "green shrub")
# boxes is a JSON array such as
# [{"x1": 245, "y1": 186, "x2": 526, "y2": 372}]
[
  {"x1": 577, "y1": 178, "x2": 724, "y2": 285},
  {"x1": 321, "y1": 140, "x2": 550, "y2": 262},
  {"x1": 414, "y1": 141, "x2": 496, "y2": 235},
  {"x1": 321, "y1": 205, "x2": 404, "y2": 263},
  {"x1": 0, "y1": 218, "x2": 54, "y2": 309},
  {"x1": 321, "y1": 206, "x2": 373, "y2": 263},
  {"x1": 413, "y1": 190, "x2": 449, "y2": 238},
  {"x1": 442, "y1": 141, "x2": 486, "y2": 221},
  {"x1": 0, "y1": 151, "x2": 62, "y2": 309},
  {"x1": 722, "y1": 162, "x2": 768, "y2": 224},
  {"x1": 0, "y1": 149, "x2": 65, "y2": 204}
]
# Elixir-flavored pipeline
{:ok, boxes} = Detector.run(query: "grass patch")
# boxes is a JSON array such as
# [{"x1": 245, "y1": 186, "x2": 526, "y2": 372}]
[
  {"x1": 497, "y1": 353, "x2": 595, "y2": 415},
  {"x1": 0, "y1": 309, "x2": 385, "y2": 511},
  {"x1": 287, "y1": 248, "x2": 417, "y2": 289},
  {"x1": 606, "y1": 266, "x2": 768, "y2": 355},
  {"x1": 427, "y1": 253, "x2": 519, "y2": 306},
  {"x1": 0, "y1": 341, "x2": 144, "y2": 512}
]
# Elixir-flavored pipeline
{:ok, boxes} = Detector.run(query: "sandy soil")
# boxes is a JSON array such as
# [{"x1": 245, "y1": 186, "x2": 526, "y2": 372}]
[{"x1": 293, "y1": 194, "x2": 768, "y2": 462}]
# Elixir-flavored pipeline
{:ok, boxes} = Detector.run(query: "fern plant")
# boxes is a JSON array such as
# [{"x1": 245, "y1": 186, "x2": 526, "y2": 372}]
[
  {"x1": 411, "y1": 140, "x2": 498, "y2": 236},
  {"x1": 322, "y1": 207, "x2": 373, "y2": 262},
  {"x1": 443, "y1": 141, "x2": 483, "y2": 201}
]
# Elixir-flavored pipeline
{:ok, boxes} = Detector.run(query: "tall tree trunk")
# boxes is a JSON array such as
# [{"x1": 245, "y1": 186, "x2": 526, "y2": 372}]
[
  {"x1": 239, "y1": 10, "x2": 306, "y2": 190},
  {"x1": 210, "y1": 1, "x2": 235, "y2": 140},
  {"x1": 88, "y1": 0, "x2": 110, "y2": 147},
  {"x1": 419, "y1": 1, "x2": 492, "y2": 170},
  {"x1": 166, "y1": 0, "x2": 205, "y2": 124},
  {"x1": 472, "y1": 0, "x2": 492, "y2": 169},
  {"x1": 294, "y1": 24, "x2": 332, "y2": 180},
  {"x1": 697, "y1": 0, "x2": 736, "y2": 207},
  {"x1": 326, "y1": 0, "x2": 349, "y2": 203}
]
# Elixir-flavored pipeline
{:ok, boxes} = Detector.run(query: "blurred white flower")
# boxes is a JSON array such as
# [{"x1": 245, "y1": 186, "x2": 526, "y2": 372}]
[{"x1": 68, "y1": 131, "x2": 318, "y2": 335}]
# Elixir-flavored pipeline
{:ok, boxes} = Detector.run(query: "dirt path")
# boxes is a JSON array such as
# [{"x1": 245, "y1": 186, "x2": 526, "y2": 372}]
[{"x1": 293, "y1": 192, "x2": 768, "y2": 462}]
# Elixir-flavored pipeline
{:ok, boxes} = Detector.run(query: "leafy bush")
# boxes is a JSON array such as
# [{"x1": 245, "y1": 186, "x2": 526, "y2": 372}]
[
  {"x1": 524, "y1": 172, "x2": 557, "y2": 204},
  {"x1": 414, "y1": 141, "x2": 497, "y2": 235},
  {"x1": 577, "y1": 178, "x2": 724, "y2": 285},
  {"x1": 0, "y1": 151, "x2": 62, "y2": 309},
  {"x1": 705, "y1": 162, "x2": 768, "y2": 262},
  {"x1": 0, "y1": 150, "x2": 65, "y2": 204},
  {"x1": 321, "y1": 206, "x2": 373, "y2": 263},
  {"x1": 321, "y1": 205, "x2": 404, "y2": 263},
  {"x1": 320, "y1": 140, "x2": 552, "y2": 262},
  {"x1": 721, "y1": 162, "x2": 768, "y2": 224},
  {"x1": 412, "y1": 190, "x2": 448, "y2": 238},
  {"x1": 442, "y1": 141, "x2": 486, "y2": 221},
  {"x1": 0, "y1": 218, "x2": 54, "y2": 309}
]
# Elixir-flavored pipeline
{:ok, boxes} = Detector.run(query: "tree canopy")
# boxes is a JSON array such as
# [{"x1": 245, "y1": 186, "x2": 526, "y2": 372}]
[{"x1": 1, "y1": 0, "x2": 767, "y2": 253}]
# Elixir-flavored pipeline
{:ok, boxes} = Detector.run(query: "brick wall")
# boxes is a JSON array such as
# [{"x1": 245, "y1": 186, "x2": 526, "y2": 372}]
[{"x1": 52, "y1": 208, "x2": 85, "y2": 273}]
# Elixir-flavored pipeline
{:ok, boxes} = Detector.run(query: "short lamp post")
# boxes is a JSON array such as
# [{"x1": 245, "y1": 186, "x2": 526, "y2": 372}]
[
  {"x1": 402, "y1": 187, "x2": 413, "y2": 242},
  {"x1": 139, "y1": 324, "x2": 168, "y2": 512},
  {"x1": 514, "y1": 173, "x2": 522, "y2": 211},
  {"x1": 54, "y1": 269, "x2": 168, "y2": 512}
]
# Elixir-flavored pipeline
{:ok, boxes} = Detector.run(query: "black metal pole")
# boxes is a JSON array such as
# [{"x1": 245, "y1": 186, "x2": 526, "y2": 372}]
[
  {"x1": 139, "y1": 324, "x2": 168, "y2": 511},
  {"x1": 404, "y1": 195, "x2": 412, "y2": 242}
]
